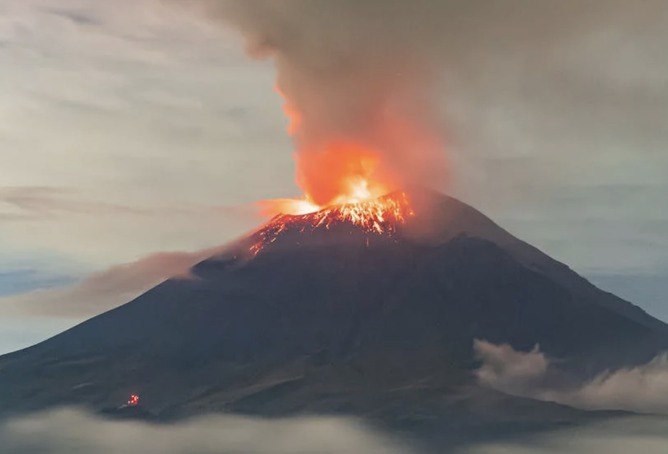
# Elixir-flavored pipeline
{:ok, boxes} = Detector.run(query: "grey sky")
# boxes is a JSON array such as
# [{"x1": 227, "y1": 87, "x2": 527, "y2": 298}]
[{"x1": 0, "y1": 0, "x2": 666, "y2": 353}]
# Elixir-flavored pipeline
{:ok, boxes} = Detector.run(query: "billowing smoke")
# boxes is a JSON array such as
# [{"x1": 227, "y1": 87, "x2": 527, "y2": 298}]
[
  {"x1": 183, "y1": 0, "x2": 452, "y2": 206},
  {"x1": 172, "y1": 0, "x2": 668, "y2": 209}
]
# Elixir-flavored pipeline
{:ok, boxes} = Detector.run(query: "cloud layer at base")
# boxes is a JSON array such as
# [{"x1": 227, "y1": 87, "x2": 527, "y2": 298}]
[
  {"x1": 0, "y1": 408, "x2": 412, "y2": 454},
  {"x1": 4, "y1": 407, "x2": 668, "y2": 454},
  {"x1": 463, "y1": 417, "x2": 668, "y2": 454}
]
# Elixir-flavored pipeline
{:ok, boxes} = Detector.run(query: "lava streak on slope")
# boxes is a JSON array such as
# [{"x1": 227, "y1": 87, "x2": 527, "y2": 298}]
[
  {"x1": 250, "y1": 192, "x2": 414, "y2": 255},
  {"x1": 250, "y1": 80, "x2": 421, "y2": 256}
]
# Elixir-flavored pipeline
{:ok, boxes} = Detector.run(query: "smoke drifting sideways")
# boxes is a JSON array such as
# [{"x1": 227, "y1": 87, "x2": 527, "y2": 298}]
[{"x1": 182, "y1": 0, "x2": 452, "y2": 207}]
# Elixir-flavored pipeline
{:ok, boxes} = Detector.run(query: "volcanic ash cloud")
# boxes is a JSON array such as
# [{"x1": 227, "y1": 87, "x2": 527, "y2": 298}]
[{"x1": 188, "y1": 0, "x2": 451, "y2": 206}]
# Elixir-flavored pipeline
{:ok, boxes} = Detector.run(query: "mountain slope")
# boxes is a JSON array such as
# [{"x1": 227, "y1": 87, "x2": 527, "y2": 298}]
[{"x1": 0, "y1": 188, "x2": 665, "y2": 438}]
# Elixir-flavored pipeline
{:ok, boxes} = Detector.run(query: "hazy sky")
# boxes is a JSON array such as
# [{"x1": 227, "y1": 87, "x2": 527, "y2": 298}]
[{"x1": 0, "y1": 0, "x2": 667, "y2": 353}]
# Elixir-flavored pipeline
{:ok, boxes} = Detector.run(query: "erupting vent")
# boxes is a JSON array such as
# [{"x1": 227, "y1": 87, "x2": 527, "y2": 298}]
[{"x1": 251, "y1": 191, "x2": 413, "y2": 255}]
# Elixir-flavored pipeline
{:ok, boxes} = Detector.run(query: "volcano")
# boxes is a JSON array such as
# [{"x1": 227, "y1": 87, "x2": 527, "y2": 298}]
[{"x1": 1, "y1": 188, "x2": 667, "y2": 444}]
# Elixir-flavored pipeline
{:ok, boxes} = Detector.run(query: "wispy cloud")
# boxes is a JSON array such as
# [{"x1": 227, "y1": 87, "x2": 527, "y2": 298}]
[{"x1": 475, "y1": 340, "x2": 668, "y2": 415}]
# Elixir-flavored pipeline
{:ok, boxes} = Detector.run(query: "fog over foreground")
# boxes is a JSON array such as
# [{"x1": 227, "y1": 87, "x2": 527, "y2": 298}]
[{"x1": 2, "y1": 408, "x2": 668, "y2": 454}]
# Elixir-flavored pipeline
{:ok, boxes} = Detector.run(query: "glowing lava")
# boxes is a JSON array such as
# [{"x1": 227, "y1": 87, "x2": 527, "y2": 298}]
[
  {"x1": 251, "y1": 191, "x2": 414, "y2": 256},
  {"x1": 252, "y1": 85, "x2": 414, "y2": 255}
]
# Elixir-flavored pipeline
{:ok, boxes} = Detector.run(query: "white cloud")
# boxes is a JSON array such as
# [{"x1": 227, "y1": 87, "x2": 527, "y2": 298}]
[
  {"x1": 0, "y1": 408, "x2": 412, "y2": 454},
  {"x1": 474, "y1": 340, "x2": 548, "y2": 397},
  {"x1": 3, "y1": 407, "x2": 668, "y2": 454},
  {"x1": 474, "y1": 340, "x2": 668, "y2": 415},
  {"x1": 556, "y1": 355, "x2": 668, "y2": 414},
  {"x1": 464, "y1": 417, "x2": 668, "y2": 454}
]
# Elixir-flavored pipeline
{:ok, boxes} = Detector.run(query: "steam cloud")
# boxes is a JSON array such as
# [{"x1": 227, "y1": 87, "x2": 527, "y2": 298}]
[{"x1": 474, "y1": 340, "x2": 668, "y2": 415}]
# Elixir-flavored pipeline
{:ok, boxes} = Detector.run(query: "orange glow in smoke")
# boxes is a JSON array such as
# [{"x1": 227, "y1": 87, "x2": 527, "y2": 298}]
[
  {"x1": 295, "y1": 141, "x2": 393, "y2": 208},
  {"x1": 253, "y1": 85, "x2": 413, "y2": 255},
  {"x1": 268, "y1": 85, "x2": 398, "y2": 212},
  {"x1": 275, "y1": 85, "x2": 302, "y2": 135}
]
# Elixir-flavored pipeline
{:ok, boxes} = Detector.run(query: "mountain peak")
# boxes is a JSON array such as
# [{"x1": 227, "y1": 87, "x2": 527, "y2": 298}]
[
  {"x1": 241, "y1": 187, "x2": 511, "y2": 257},
  {"x1": 249, "y1": 191, "x2": 414, "y2": 256},
  {"x1": 1, "y1": 189, "x2": 666, "y2": 434}
]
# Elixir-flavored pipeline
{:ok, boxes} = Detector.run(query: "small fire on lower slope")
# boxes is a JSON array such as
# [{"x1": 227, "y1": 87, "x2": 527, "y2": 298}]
[{"x1": 250, "y1": 191, "x2": 414, "y2": 255}]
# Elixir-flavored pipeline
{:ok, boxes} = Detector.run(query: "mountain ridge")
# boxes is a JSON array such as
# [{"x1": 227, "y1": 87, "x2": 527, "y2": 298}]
[{"x1": 0, "y1": 188, "x2": 665, "y2": 445}]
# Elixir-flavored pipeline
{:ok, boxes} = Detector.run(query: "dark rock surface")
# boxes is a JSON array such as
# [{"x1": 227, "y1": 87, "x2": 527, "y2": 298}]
[{"x1": 0, "y1": 188, "x2": 664, "y2": 446}]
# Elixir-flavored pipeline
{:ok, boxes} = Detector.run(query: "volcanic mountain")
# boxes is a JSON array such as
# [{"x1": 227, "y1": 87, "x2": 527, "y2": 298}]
[{"x1": 1, "y1": 188, "x2": 667, "y2": 443}]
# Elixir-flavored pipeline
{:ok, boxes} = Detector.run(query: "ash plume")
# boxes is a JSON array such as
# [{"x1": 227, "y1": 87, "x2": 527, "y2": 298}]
[
  {"x1": 184, "y1": 0, "x2": 452, "y2": 205},
  {"x1": 172, "y1": 0, "x2": 668, "y2": 208}
]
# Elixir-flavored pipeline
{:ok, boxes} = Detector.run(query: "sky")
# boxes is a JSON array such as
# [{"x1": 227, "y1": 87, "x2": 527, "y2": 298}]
[{"x1": 0, "y1": 0, "x2": 667, "y2": 354}]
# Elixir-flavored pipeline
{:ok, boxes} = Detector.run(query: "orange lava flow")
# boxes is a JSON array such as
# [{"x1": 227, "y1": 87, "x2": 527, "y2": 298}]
[
  {"x1": 253, "y1": 86, "x2": 413, "y2": 255},
  {"x1": 251, "y1": 192, "x2": 414, "y2": 256}
]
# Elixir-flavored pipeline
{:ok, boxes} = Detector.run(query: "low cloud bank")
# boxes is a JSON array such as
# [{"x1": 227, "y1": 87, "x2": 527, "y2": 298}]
[
  {"x1": 0, "y1": 408, "x2": 412, "y2": 454},
  {"x1": 4, "y1": 407, "x2": 668, "y2": 454},
  {"x1": 462, "y1": 417, "x2": 668, "y2": 454},
  {"x1": 475, "y1": 339, "x2": 668, "y2": 415}
]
